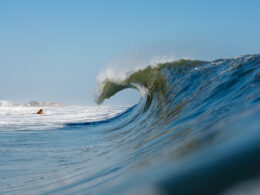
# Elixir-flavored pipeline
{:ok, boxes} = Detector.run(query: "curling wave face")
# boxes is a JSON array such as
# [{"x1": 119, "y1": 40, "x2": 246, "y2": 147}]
[{"x1": 1, "y1": 54, "x2": 260, "y2": 194}]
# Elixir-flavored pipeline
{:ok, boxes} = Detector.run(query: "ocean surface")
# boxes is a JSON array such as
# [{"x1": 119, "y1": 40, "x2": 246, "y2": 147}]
[{"x1": 0, "y1": 54, "x2": 260, "y2": 194}]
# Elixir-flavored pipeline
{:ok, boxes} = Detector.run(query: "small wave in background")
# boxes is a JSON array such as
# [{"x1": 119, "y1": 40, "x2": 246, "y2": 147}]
[{"x1": 0, "y1": 54, "x2": 260, "y2": 194}]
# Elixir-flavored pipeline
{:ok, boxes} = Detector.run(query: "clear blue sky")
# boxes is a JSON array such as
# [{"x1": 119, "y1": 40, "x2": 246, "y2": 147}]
[{"x1": 1, "y1": 0, "x2": 260, "y2": 105}]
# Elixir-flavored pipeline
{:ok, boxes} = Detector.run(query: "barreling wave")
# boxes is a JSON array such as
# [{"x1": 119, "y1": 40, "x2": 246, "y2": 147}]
[
  {"x1": 81, "y1": 54, "x2": 260, "y2": 194},
  {"x1": 96, "y1": 55, "x2": 260, "y2": 113},
  {"x1": 91, "y1": 54, "x2": 260, "y2": 194}
]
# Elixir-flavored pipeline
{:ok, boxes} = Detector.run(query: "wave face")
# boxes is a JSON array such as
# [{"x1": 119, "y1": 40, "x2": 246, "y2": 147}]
[{"x1": 1, "y1": 54, "x2": 260, "y2": 194}]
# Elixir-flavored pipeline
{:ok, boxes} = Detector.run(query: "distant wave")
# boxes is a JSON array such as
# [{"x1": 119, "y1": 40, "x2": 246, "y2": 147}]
[
  {"x1": 0, "y1": 100, "x2": 63, "y2": 107},
  {"x1": 0, "y1": 100, "x2": 13, "y2": 107}
]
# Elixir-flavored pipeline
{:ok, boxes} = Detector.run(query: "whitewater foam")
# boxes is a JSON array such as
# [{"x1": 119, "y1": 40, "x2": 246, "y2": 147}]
[{"x1": 0, "y1": 106, "x2": 126, "y2": 131}]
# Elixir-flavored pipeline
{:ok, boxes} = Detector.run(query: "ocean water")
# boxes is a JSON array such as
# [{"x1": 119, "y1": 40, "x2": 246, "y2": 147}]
[{"x1": 0, "y1": 54, "x2": 260, "y2": 194}]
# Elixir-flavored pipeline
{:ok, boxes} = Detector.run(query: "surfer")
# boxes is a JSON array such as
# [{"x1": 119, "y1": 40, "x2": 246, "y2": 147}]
[{"x1": 36, "y1": 109, "x2": 45, "y2": 115}]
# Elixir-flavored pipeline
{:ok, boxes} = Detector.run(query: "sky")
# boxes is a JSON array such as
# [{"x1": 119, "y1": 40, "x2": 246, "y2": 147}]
[{"x1": 0, "y1": 0, "x2": 260, "y2": 106}]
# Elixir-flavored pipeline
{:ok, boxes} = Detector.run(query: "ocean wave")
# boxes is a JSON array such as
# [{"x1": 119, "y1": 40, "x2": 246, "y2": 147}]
[
  {"x1": 1, "y1": 54, "x2": 260, "y2": 194},
  {"x1": 0, "y1": 100, "x2": 13, "y2": 107}
]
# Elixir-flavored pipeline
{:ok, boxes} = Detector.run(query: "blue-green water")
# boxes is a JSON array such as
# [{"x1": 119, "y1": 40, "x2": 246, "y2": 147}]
[{"x1": 1, "y1": 55, "x2": 260, "y2": 194}]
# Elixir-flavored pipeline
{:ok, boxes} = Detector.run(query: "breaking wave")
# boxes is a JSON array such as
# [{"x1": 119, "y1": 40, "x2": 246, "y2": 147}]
[
  {"x1": 1, "y1": 54, "x2": 260, "y2": 194},
  {"x1": 82, "y1": 54, "x2": 260, "y2": 194}
]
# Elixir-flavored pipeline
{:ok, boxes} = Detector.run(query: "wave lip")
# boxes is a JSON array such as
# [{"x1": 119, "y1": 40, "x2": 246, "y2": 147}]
[{"x1": 95, "y1": 59, "x2": 207, "y2": 104}]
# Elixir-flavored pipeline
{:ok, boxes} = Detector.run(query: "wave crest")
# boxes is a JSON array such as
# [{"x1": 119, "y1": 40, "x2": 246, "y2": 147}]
[{"x1": 95, "y1": 59, "x2": 207, "y2": 104}]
